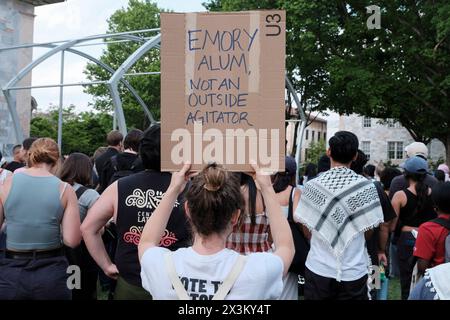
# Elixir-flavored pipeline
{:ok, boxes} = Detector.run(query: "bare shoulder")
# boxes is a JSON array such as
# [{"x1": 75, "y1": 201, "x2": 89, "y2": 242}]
[
  {"x1": 59, "y1": 181, "x2": 77, "y2": 206},
  {"x1": 392, "y1": 190, "x2": 407, "y2": 205},
  {"x1": 102, "y1": 181, "x2": 118, "y2": 198}
]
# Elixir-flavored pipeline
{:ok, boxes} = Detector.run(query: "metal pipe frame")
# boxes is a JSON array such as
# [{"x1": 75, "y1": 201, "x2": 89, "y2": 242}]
[
  {"x1": 7, "y1": 81, "x2": 108, "y2": 90},
  {"x1": 0, "y1": 28, "x2": 160, "y2": 51},
  {"x1": 10, "y1": 40, "x2": 155, "y2": 122},
  {"x1": 2, "y1": 27, "x2": 295, "y2": 167},
  {"x1": 108, "y1": 33, "x2": 162, "y2": 135},
  {"x1": 285, "y1": 76, "x2": 307, "y2": 184},
  {"x1": 57, "y1": 50, "x2": 65, "y2": 150},
  {"x1": 124, "y1": 71, "x2": 161, "y2": 77},
  {"x1": 1, "y1": 29, "x2": 160, "y2": 145}
]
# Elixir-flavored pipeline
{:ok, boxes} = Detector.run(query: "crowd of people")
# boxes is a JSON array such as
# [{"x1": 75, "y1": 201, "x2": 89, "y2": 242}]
[{"x1": 0, "y1": 127, "x2": 448, "y2": 300}]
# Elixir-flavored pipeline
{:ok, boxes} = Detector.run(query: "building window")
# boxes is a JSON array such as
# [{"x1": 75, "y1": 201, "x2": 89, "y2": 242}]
[
  {"x1": 387, "y1": 119, "x2": 401, "y2": 128},
  {"x1": 388, "y1": 141, "x2": 404, "y2": 160},
  {"x1": 305, "y1": 130, "x2": 309, "y2": 140},
  {"x1": 323, "y1": 132, "x2": 327, "y2": 142},
  {"x1": 312, "y1": 131, "x2": 315, "y2": 141},
  {"x1": 317, "y1": 132, "x2": 321, "y2": 141},
  {"x1": 362, "y1": 117, "x2": 372, "y2": 128},
  {"x1": 362, "y1": 141, "x2": 371, "y2": 160}
]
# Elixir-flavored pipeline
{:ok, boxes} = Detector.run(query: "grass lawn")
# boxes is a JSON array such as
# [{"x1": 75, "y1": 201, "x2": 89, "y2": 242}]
[{"x1": 388, "y1": 277, "x2": 402, "y2": 300}]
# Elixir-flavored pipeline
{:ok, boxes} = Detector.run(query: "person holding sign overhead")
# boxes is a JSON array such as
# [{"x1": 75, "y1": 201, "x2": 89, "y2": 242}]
[{"x1": 138, "y1": 162, "x2": 294, "y2": 300}]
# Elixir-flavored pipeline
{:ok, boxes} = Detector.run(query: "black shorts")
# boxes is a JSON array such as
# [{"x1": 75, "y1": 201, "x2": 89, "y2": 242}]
[{"x1": 304, "y1": 267, "x2": 369, "y2": 300}]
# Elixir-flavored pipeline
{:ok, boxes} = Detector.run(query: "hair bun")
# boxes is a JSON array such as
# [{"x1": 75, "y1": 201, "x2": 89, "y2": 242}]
[
  {"x1": 28, "y1": 138, "x2": 59, "y2": 167},
  {"x1": 203, "y1": 184, "x2": 221, "y2": 192},
  {"x1": 203, "y1": 162, "x2": 226, "y2": 192}
]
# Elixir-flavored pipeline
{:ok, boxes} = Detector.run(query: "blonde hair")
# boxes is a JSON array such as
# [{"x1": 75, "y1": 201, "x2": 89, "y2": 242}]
[{"x1": 28, "y1": 138, "x2": 60, "y2": 168}]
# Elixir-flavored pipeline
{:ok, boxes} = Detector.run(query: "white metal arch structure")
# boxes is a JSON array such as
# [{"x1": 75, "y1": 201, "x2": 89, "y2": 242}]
[
  {"x1": 108, "y1": 33, "x2": 161, "y2": 134},
  {"x1": 38, "y1": 42, "x2": 156, "y2": 125},
  {"x1": 1, "y1": 28, "x2": 306, "y2": 171},
  {"x1": 285, "y1": 76, "x2": 307, "y2": 184},
  {"x1": 0, "y1": 28, "x2": 160, "y2": 146}
]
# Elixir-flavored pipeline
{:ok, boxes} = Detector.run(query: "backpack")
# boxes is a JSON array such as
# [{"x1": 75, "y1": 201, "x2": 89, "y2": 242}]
[
  {"x1": 287, "y1": 186, "x2": 310, "y2": 275},
  {"x1": 64, "y1": 185, "x2": 89, "y2": 267},
  {"x1": 431, "y1": 217, "x2": 450, "y2": 263},
  {"x1": 108, "y1": 155, "x2": 140, "y2": 185},
  {"x1": 75, "y1": 185, "x2": 88, "y2": 199}
]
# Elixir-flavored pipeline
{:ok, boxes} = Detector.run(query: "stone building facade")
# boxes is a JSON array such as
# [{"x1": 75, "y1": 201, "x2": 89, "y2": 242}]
[
  {"x1": 286, "y1": 113, "x2": 327, "y2": 163},
  {"x1": 0, "y1": 0, "x2": 63, "y2": 159},
  {"x1": 326, "y1": 113, "x2": 446, "y2": 165}
]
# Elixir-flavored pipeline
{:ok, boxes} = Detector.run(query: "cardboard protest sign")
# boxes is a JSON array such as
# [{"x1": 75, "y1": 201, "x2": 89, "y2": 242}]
[{"x1": 161, "y1": 11, "x2": 285, "y2": 172}]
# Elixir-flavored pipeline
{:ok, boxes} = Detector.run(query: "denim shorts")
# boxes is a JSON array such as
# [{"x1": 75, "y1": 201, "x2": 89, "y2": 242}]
[{"x1": 0, "y1": 253, "x2": 71, "y2": 300}]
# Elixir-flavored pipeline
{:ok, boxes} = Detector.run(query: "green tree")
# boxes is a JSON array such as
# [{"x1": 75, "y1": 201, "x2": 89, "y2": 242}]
[
  {"x1": 204, "y1": 0, "x2": 450, "y2": 163},
  {"x1": 30, "y1": 106, "x2": 112, "y2": 156},
  {"x1": 84, "y1": 0, "x2": 164, "y2": 130},
  {"x1": 305, "y1": 139, "x2": 326, "y2": 165},
  {"x1": 30, "y1": 117, "x2": 57, "y2": 140}
]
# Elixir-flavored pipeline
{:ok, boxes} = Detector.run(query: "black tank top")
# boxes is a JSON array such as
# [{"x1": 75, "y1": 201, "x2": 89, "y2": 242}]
[
  {"x1": 115, "y1": 170, "x2": 190, "y2": 286},
  {"x1": 399, "y1": 189, "x2": 436, "y2": 227}
]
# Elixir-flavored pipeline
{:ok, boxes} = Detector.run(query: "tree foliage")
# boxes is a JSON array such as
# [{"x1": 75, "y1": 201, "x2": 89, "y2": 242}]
[
  {"x1": 305, "y1": 139, "x2": 327, "y2": 166},
  {"x1": 84, "y1": 0, "x2": 164, "y2": 130},
  {"x1": 30, "y1": 106, "x2": 112, "y2": 156},
  {"x1": 204, "y1": 0, "x2": 450, "y2": 161}
]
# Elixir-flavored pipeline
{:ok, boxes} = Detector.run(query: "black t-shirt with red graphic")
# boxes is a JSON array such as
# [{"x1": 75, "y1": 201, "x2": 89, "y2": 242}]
[{"x1": 115, "y1": 170, "x2": 191, "y2": 287}]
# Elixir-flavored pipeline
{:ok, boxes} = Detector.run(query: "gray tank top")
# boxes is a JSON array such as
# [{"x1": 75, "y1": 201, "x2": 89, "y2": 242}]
[{"x1": 4, "y1": 173, "x2": 64, "y2": 250}]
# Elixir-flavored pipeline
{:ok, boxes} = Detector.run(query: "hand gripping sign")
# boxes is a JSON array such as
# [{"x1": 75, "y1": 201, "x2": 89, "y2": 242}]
[{"x1": 161, "y1": 11, "x2": 286, "y2": 172}]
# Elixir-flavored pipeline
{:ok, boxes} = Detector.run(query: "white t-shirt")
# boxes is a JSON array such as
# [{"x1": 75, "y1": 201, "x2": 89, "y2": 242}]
[
  {"x1": 279, "y1": 272, "x2": 299, "y2": 300},
  {"x1": 140, "y1": 247, "x2": 284, "y2": 300},
  {"x1": 306, "y1": 230, "x2": 369, "y2": 282}
]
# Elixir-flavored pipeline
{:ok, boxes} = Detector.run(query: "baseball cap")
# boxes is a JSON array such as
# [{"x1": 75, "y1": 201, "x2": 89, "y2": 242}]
[
  {"x1": 401, "y1": 156, "x2": 429, "y2": 174},
  {"x1": 405, "y1": 142, "x2": 428, "y2": 159},
  {"x1": 437, "y1": 164, "x2": 449, "y2": 175},
  {"x1": 285, "y1": 156, "x2": 297, "y2": 176}
]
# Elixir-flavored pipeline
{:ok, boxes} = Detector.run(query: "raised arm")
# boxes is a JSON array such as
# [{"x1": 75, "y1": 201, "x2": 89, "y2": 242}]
[
  {"x1": 81, "y1": 182, "x2": 118, "y2": 279},
  {"x1": 138, "y1": 164, "x2": 192, "y2": 261},
  {"x1": 60, "y1": 184, "x2": 82, "y2": 248},
  {"x1": 390, "y1": 191, "x2": 405, "y2": 232},
  {"x1": 251, "y1": 163, "x2": 295, "y2": 276},
  {"x1": 292, "y1": 187, "x2": 301, "y2": 212}
]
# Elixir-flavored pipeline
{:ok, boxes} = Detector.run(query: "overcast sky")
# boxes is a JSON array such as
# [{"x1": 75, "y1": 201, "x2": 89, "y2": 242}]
[{"x1": 32, "y1": 0, "x2": 206, "y2": 112}]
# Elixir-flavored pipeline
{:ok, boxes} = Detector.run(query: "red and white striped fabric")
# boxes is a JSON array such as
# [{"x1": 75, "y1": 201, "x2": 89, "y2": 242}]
[{"x1": 226, "y1": 213, "x2": 272, "y2": 254}]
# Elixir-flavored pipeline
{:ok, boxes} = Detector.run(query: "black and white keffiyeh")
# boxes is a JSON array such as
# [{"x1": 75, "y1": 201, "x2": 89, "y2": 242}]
[
  {"x1": 424, "y1": 263, "x2": 450, "y2": 300},
  {"x1": 295, "y1": 167, "x2": 384, "y2": 258}
]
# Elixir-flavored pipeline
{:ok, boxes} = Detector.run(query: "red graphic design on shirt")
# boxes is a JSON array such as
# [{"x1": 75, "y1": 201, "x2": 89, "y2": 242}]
[
  {"x1": 123, "y1": 226, "x2": 178, "y2": 247},
  {"x1": 123, "y1": 226, "x2": 141, "y2": 245},
  {"x1": 159, "y1": 230, "x2": 178, "y2": 247}
]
